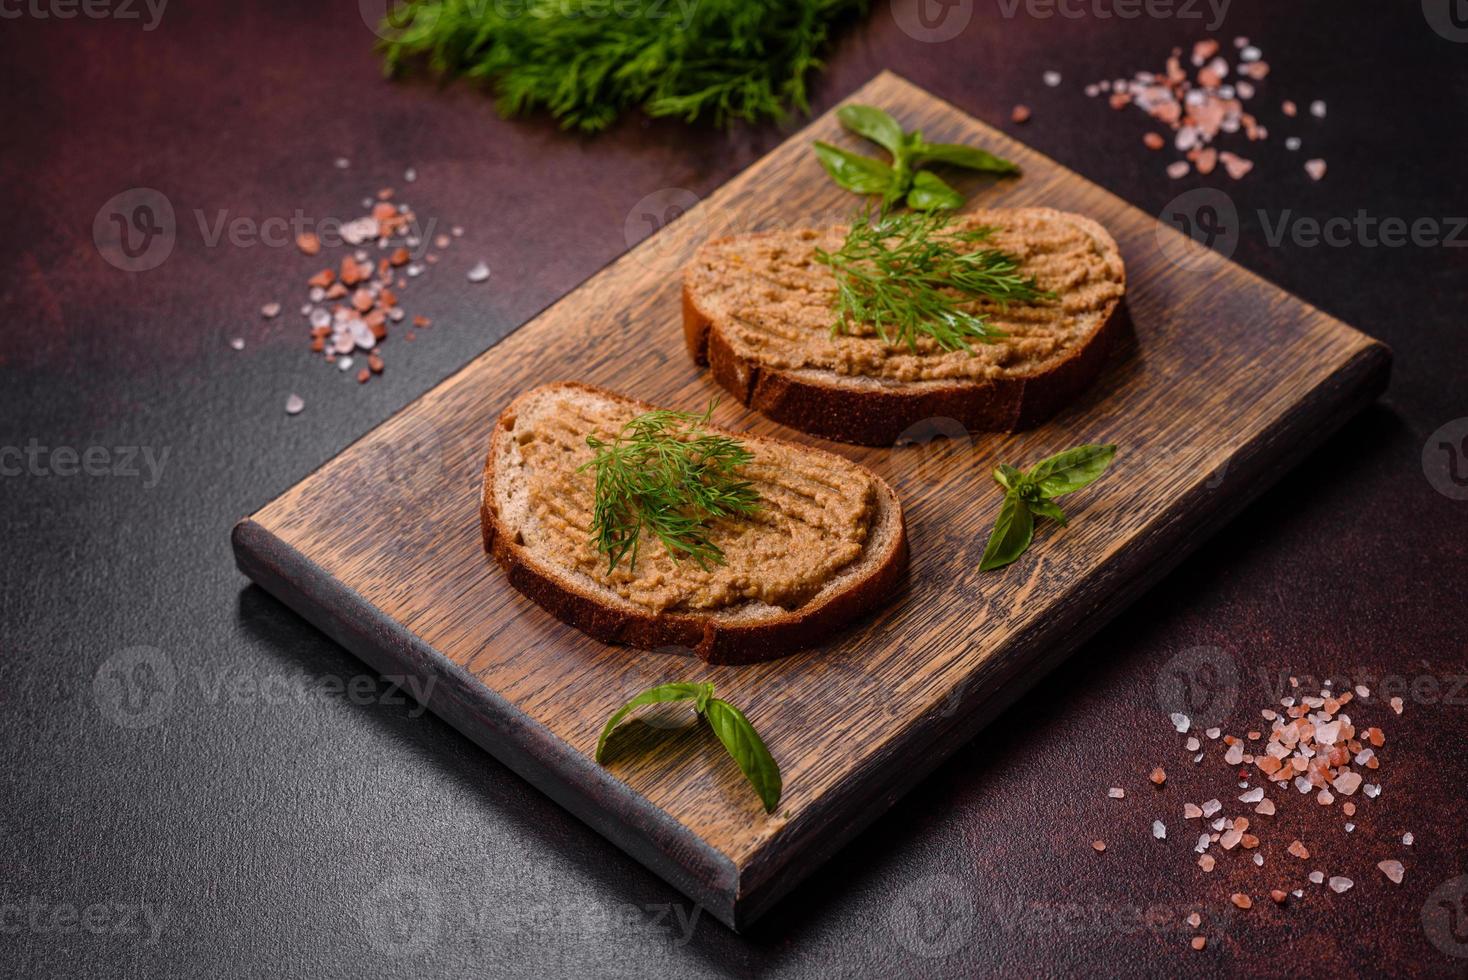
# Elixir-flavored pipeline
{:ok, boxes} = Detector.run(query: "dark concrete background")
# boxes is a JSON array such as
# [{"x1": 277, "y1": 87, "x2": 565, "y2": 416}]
[{"x1": 2, "y1": 0, "x2": 1467, "y2": 976}]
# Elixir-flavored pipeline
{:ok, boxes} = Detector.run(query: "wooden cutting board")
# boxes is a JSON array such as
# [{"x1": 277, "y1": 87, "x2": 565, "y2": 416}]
[{"x1": 232, "y1": 71, "x2": 1389, "y2": 930}]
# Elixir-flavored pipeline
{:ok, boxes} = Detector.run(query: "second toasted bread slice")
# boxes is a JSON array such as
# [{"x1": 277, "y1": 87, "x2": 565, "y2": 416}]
[
  {"x1": 481, "y1": 382, "x2": 907, "y2": 664},
  {"x1": 683, "y1": 207, "x2": 1126, "y2": 445}
]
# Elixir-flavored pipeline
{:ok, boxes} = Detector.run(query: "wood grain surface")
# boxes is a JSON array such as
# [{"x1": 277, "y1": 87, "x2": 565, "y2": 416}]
[{"x1": 232, "y1": 72, "x2": 1390, "y2": 930}]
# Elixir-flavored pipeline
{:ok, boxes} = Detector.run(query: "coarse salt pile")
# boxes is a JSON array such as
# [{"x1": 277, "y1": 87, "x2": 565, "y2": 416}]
[
  {"x1": 257, "y1": 163, "x2": 488, "y2": 415},
  {"x1": 1103, "y1": 677, "x2": 1411, "y2": 952},
  {"x1": 1077, "y1": 37, "x2": 1327, "y2": 182}
]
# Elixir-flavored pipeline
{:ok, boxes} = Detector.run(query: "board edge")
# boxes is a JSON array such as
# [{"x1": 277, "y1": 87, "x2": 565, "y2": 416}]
[{"x1": 230, "y1": 517, "x2": 744, "y2": 930}]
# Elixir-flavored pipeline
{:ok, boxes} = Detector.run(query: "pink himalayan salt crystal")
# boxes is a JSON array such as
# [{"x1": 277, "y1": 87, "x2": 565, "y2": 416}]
[
  {"x1": 1329, "y1": 876, "x2": 1353, "y2": 893},
  {"x1": 1255, "y1": 798, "x2": 1276, "y2": 816},
  {"x1": 1379, "y1": 860, "x2": 1405, "y2": 884},
  {"x1": 1332, "y1": 771, "x2": 1363, "y2": 796},
  {"x1": 1184, "y1": 803, "x2": 1203, "y2": 819},
  {"x1": 1166, "y1": 160, "x2": 1191, "y2": 179},
  {"x1": 1109, "y1": 787, "x2": 1126, "y2": 799},
  {"x1": 1305, "y1": 158, "x2": 1327, "y2": 181}
]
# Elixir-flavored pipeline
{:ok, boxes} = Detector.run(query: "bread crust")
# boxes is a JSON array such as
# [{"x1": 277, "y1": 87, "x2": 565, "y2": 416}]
[
  {"x1": 480, "y1": 382, "x2": 908, "y2": 665},
  {"x1": 682, "y1": 209, "x2": 1127, "y2": 446}
]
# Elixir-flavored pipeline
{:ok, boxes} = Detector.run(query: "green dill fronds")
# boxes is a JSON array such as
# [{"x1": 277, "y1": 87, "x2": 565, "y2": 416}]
[
  {"x1": 814, "y1": 208, "x2": 1054, "y2": 354},
  {"x1": 377, "y1": 0, "x2": 867, "y2": 133},
  {"x1": 579, "y1": 402, "x2": 761, "y2": 573}
]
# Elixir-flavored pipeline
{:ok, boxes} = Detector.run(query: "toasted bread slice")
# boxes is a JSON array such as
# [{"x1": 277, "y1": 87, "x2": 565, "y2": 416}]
[
  {"x1": 683, "y1": 207, "x2": 1126, "y2": 445},
  {"x1": 481, "y1": 382, "x2": 907, "y2": 664}
]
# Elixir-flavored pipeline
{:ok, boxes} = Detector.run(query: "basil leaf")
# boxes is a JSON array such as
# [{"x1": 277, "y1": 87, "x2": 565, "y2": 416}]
[
  {"x1": 912, "y1": 141, "x2": 1020, "y2": 175},
  {"x1": 702, "y1": 697, "x2": 782, "y2": 813},
  {"x1": 994, "y1": 463, "x2": 1023, "y2": 491},
  {"x1": 905, "y1": 170, "x2": 965, "y2": 211},
  {"x1": 596, "y1": 682, "x2": 712, "y2": 762},
  {"x1": 813, "y1": 142, "x2": 896, "y2": 196},
  {"x1": 979, "y1": 492, "x2": 1034, "y2": 571},
  {"x1": 1027, "y1": 497, "x2": 1069, "y2": 525},
  {"x1": 1027, "y1": 444, "x2": 1117, "y2": 497},
  {"x1": 837, "y1": 104, "x2": 905, "y2": 156}
]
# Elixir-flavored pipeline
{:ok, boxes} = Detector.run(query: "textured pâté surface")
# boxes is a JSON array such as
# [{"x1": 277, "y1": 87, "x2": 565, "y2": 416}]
[{"x1": 2, "y1": 1, "x2": 1467, "y2": 977}]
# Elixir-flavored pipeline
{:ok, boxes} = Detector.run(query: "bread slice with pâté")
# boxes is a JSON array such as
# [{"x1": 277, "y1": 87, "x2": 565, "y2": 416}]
[
  {"x1": 480, "y1": 382, "x2": 907, "y2": 665},
  {"x1": 682, "y1": 207, "x2": 1127, "y2": 446}
]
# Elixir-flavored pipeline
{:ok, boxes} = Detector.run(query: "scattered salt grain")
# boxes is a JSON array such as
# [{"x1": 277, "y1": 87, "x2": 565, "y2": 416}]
[
  {"x1": 261, "y1": 302, "x2": 281, "y2": 319},
  {"x1": 1187, "y1": 912, "x2": 1201, "y2": 928},
  {"x1": 338, "y1": 356, "x2": 354, "y2": 372},
  {"x1": 1186, "y1": 737, "x2": 1200, "y2": 752},
  {"x1": 1202, "y1": 799, "x2": 1222, "y2": 817},
  {"x1": 1184, "y1": 803, "x2": 1203, "y2": 818},
  {"x1": 1011, "y1": 104, "x2": 1031, "y2": 124},
  {"x1": 334, "y1": 157, "x2": 350, "y2": 169},
  {"x1": 1378, "y1": 860, "x2": 1404, "y2": 884},
  {"x1": 1309, "y1": 99, "x2": 1326, "y2": 119},
  {"x1": 1292, "y1": 889, "x2": 1303, "y2": 898},
  {"x1": 1328, "y1": 876, "x2": 1352, "y2": 893},
  {"x1": 1254, "y1": 798, "x2": 1275, "y2": 816},
  {"x1": 285, "y1": 394, "x2": 304, "y2": 415},
  {"x1": 1390, "y1": 697, "x2": 1404, "y2": 715},
  {"x1": 404, "y1": 167, "x2": 417, "y2": 183},
  {"x1": 1304, "y1": 159, "x2": 1327, "y2": 181},
  {"x1": 468, "y1": 261, "x2": 491, "y2": 283},
  {"x1": 1252, "y1": 853, "x2": 1263, "y2": 866},
  {"x1": 1344, "y1": 823, "x2": 1355, "y2": 833},
  {"x1": 1154, "y1": 821, "x2": 1167, "y2": 840},
  {"x1": 1109, "y1": 787, "x2": 1126, "y2": 799},
  {"x1": 1364, "y1": 783, "x2": 1381, "y2": 799},
  {"x1": 1239, "y1": 787, "x2": 1264, "y2": 803},
  {"x1": 1309, "y1": 871, "x2": 1324, "y2": 884},
  {"x1": 229, "y1": 337, "x2": 244, "y2": 351},
  {"x1": 1166, "y1": 161, "x2": 1191, "y2": 179},
  {"x1": 1195, "y1": 834, "x2": 1211, "y2": 854},
  {"x1": 1206, "y1": 728, "x2": 1221, "y2": 740},
  {"x1": 1240, "y1": 45, "x2": 1261, "y2": 62},
  {"x1": 1043, "y1": 70, "x2": 1062, "y2": 87},
  {"x1": 1092, "y1": 840, "x2": 1106, "y2": 852},
  {"x1": 1171, "y1": 712, "x2": 1191, "y2": 733},
  {"x1": 1403, "y1": 832, "x2": 1414, "y2": 845}
]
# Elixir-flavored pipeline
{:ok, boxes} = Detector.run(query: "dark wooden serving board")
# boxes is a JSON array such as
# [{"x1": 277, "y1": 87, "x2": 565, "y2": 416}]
[{"x1": 232, "y1": 72, "x2": 1389, "y2": 930}]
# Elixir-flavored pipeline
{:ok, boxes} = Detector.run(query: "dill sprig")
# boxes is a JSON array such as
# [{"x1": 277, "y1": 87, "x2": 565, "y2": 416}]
[
  {"x1": 579, "y1": 402, "x2": 760, "y2": 574},
  {"x1": 814, "y1": 209, "x2": 1053, "y2": 353},
  {"x1": 377, "y1": 0, "x2": 867, "y2": 133}
]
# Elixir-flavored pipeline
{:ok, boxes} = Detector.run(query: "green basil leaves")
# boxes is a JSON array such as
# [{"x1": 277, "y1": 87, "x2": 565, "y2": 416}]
[
  {"x1": 980, "y1": 444, "x2": 1117, "y2": 571},
  {"x1": 814, "y1": 104, "x2": 1019, "y2": 211},
  {"x1": 596, "y1": 681, "x2": 782, "y2": 814}
]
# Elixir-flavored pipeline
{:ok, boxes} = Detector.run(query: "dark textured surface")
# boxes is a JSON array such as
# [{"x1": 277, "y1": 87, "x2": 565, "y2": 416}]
[{"x1": 1, "y1": 1, "x2": 1465, "y2": 977}]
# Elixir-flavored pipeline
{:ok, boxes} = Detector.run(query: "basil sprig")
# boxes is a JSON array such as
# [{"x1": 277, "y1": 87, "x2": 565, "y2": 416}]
[
  {"x1": 980, "y1": 445, "x2": 1117, "y2": 571},
  {"x1": 814, "y1": 104, "x2": 1019, "y2": 211},
  {"x1": 596, "y1": 682, "x2": 782, "y2": 813}
]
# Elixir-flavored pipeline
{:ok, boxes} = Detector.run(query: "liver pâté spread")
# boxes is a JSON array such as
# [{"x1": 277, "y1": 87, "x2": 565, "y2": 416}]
[
  {"x1": 685, "y1": 208, "x2": 1125, "y2": 383},
  {"x1": 516, "y1": 393, "x2": 876, "y2": 614}
]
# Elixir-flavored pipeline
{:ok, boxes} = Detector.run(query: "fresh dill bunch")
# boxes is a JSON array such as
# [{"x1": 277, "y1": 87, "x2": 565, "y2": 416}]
[
  {"x1": 579, "y1": 402, "x2": 761, "y2": 573},
  {"x1": 813, "y1": 208, "x2": 1054, "y2": 353},
  {"x1": 377, "y1": 0, "x2": 867, "y2": 133}
]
